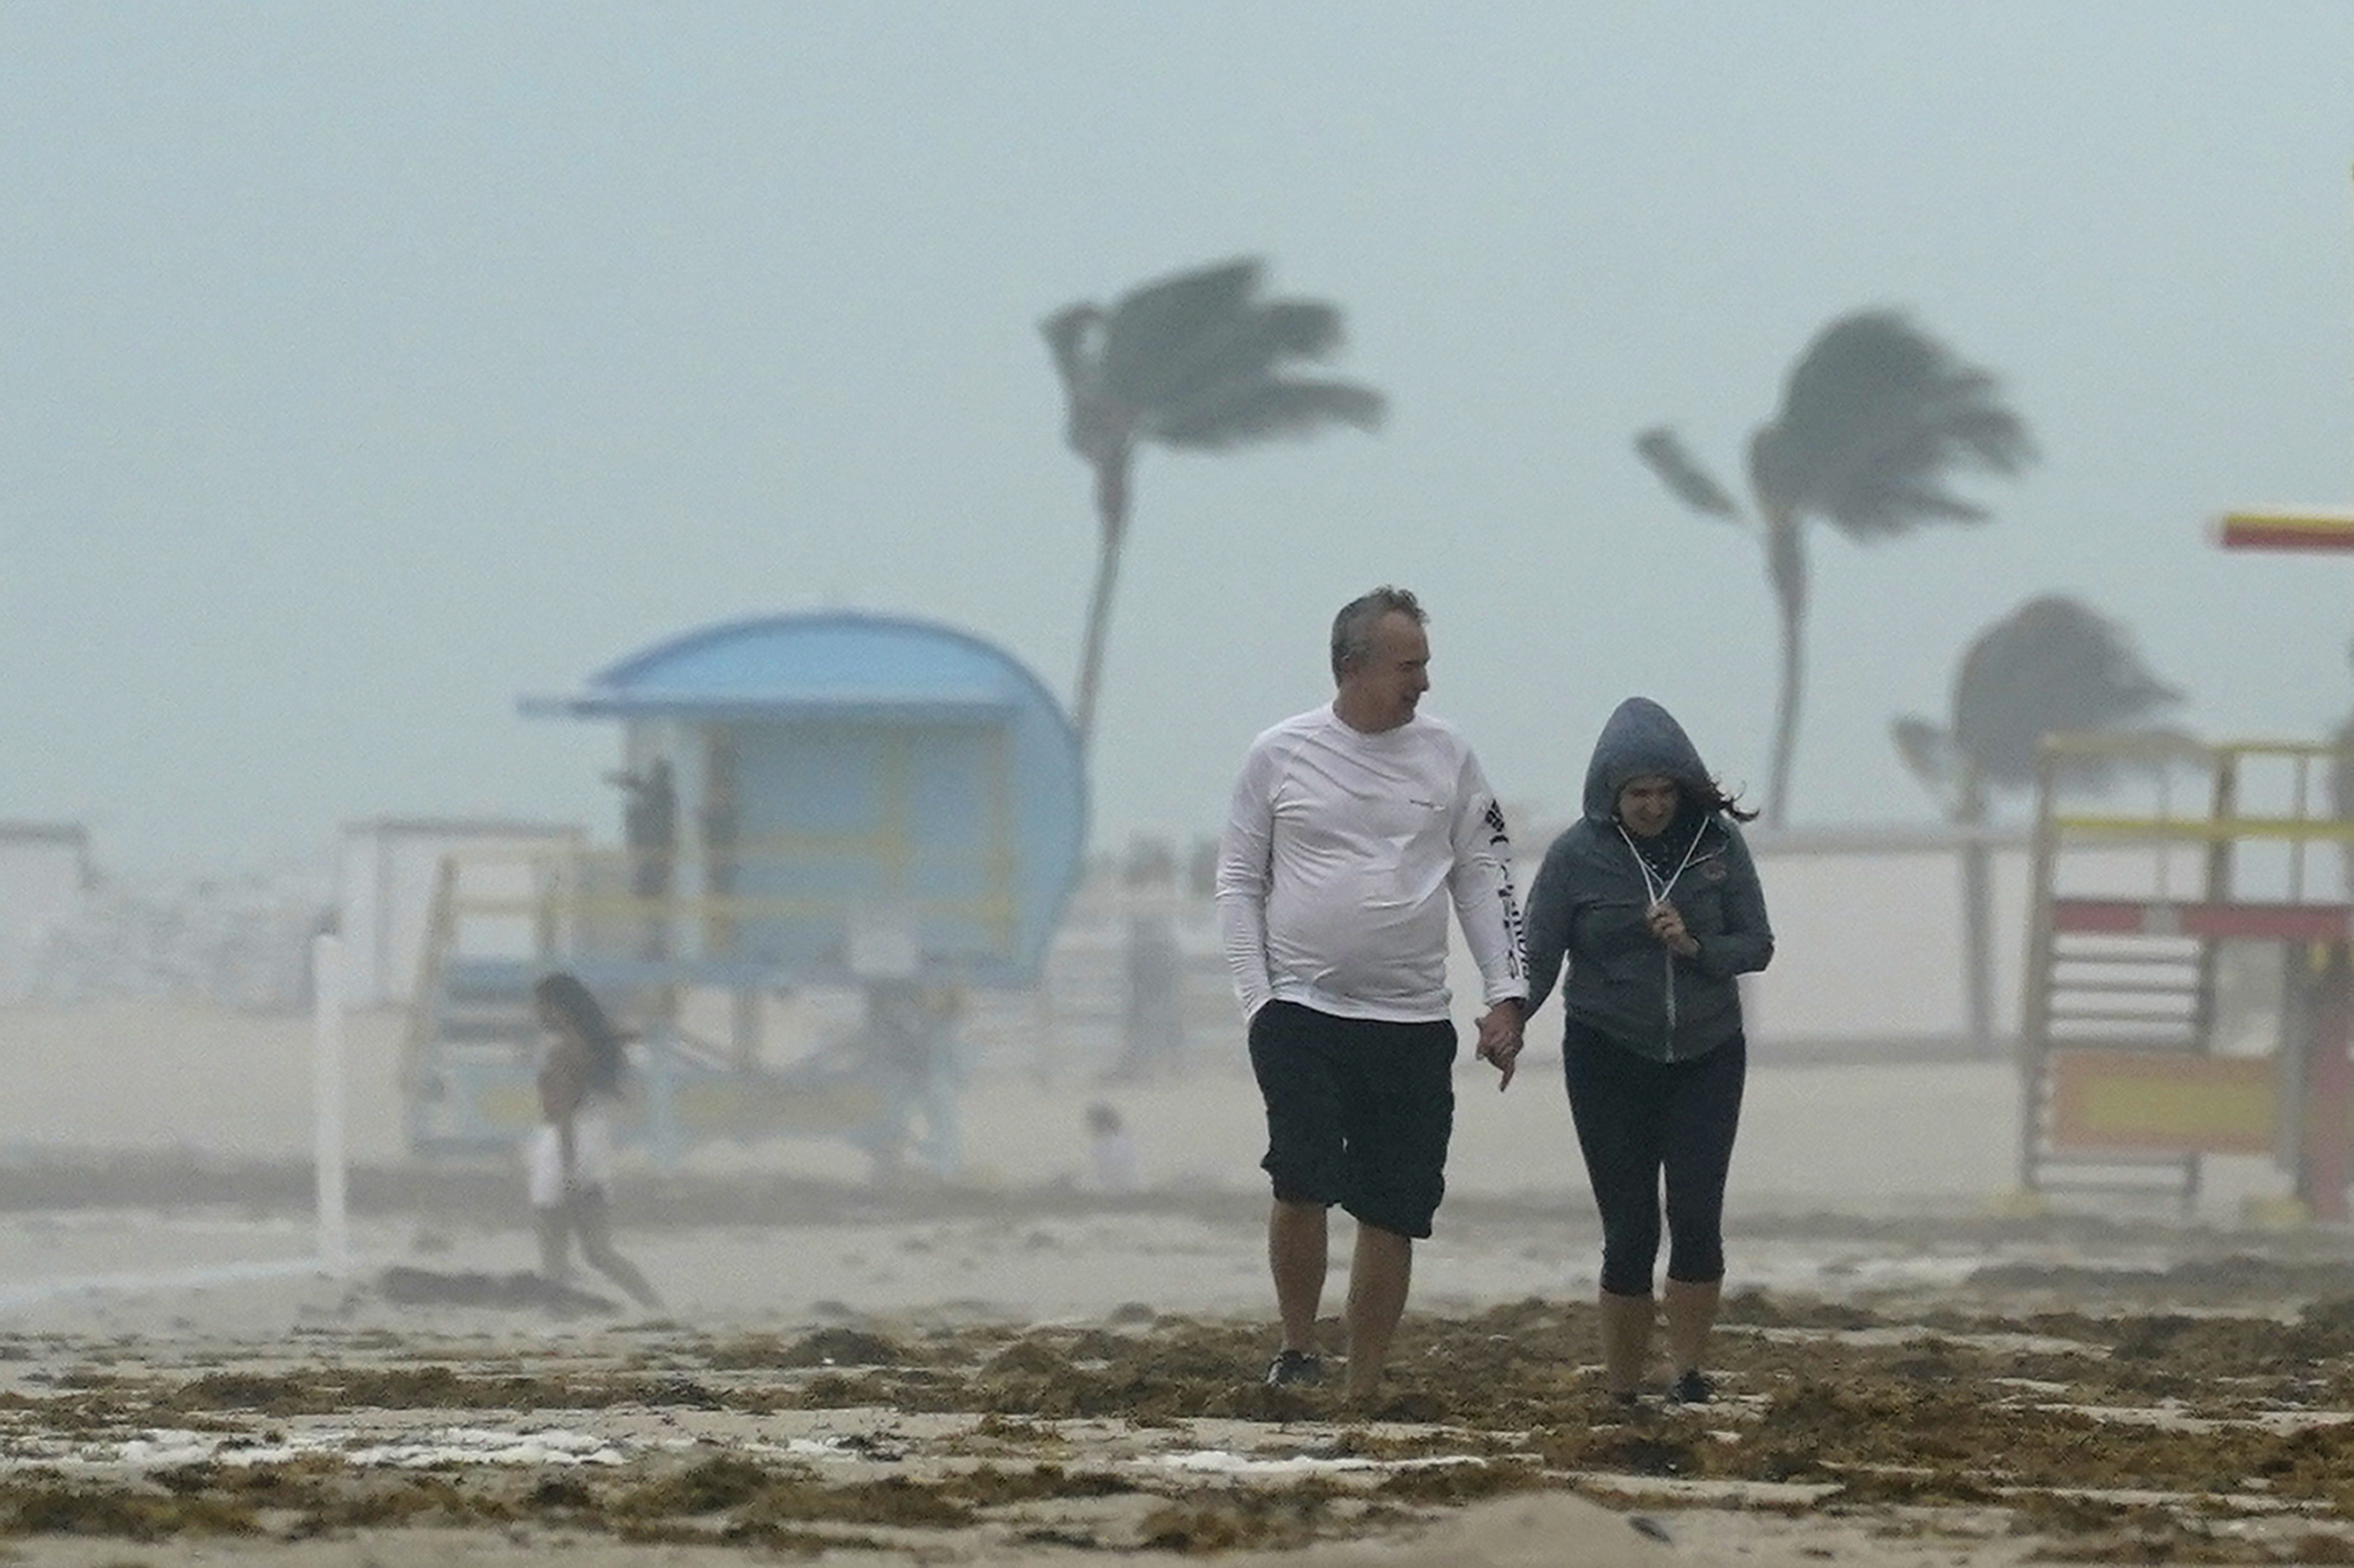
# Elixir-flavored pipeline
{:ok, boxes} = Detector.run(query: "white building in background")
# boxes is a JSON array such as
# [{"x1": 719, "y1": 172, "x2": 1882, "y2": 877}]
[
  {"x1": 336, "y1": 817, "x2": 585, "y2": 1009},
  {"x1": 0, "y1": 823, "x2": 92, "y2": 1002}
]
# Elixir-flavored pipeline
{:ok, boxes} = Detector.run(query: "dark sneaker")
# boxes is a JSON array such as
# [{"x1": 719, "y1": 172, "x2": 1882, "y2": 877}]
[
  {"x1": 1668, "y1": 1368, "x2": 1715, "y2": 1405},
  {"x1": 1265, "y1": 1350, "x2": 1325, "y2": 1388}
]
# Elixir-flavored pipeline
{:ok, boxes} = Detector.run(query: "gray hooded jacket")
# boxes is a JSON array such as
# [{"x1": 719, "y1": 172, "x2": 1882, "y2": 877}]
[{"x1": 1522, "y1": 698, "x2": 1773, "y2": 1061}]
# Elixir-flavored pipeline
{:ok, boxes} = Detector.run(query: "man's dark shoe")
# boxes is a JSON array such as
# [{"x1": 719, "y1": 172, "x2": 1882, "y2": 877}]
[
  {"x1": 1265, "y1": 1350, "x2": 1325, "y2": 1388},
  {"x1": 1668, "y1": 1368, "x2": 1715, "y2": 1405}
]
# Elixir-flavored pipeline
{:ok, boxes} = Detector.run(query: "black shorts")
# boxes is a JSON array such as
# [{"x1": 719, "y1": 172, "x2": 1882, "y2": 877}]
[{"x1": 1247, "y1": 1000, "x2": 1458, "y2": 1240}]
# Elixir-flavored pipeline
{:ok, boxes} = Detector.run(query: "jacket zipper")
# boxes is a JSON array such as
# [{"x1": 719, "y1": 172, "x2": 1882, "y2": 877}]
[
  {"x1": 1661, "y1": 947, "x2": 1678, "y2": 1059},
  {"x1": 1618, "y1": 823, "x2": 1705, "y2": 1062}
]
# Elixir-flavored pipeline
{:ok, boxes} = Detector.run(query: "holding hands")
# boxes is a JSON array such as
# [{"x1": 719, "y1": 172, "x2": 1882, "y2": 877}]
[{"x1": 1474, "y1": 999, "x2": 1526, "y2": 1091}]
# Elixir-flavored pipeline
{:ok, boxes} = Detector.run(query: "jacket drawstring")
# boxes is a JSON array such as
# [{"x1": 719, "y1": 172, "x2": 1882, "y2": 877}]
[{"x1": 1618, "y1": 821, "x2": 1705, "y2": 1058}]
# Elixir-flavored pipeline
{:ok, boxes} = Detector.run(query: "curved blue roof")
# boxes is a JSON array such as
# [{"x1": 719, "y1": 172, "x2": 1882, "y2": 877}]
[{"x1": 523, "y1": 609, "x2": 1069, "y2": 723}]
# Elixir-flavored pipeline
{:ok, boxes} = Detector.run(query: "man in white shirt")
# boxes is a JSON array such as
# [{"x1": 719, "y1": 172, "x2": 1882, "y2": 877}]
[{"x1": 1216, "y1": 585, "x2": 1528, "y2": 1402}]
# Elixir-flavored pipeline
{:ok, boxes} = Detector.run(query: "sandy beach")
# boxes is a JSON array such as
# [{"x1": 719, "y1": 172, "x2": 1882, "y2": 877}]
[{"x1": 5, "y1": 1002, "x2": 2354, "y2": 1565}]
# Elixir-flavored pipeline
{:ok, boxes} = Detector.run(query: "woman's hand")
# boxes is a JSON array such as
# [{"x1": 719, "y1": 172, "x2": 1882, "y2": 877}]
[{"x1": 1646, "y1": 901, "x2": 1700, "y2": 959}]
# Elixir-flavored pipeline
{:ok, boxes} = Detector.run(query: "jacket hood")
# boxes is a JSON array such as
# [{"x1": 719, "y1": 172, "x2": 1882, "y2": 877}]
[{"x1": 1581, "y1": 697, "x2": 1713, "y2": 822}]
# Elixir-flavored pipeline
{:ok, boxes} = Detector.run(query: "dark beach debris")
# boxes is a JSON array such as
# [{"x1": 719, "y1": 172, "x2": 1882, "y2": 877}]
[
  {"x1": 16, "y1": 1280, "x2": 2354, "y2": 1555},
  {"x1": 373, "y1": 1265, "x2": 617, "y2": 1315}
]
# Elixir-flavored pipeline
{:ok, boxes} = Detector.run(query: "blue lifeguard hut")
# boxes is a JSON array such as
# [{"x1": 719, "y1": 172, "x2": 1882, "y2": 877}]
[{"x1": 401, "y1": 610, "x2": 1087, "y2": 1171}]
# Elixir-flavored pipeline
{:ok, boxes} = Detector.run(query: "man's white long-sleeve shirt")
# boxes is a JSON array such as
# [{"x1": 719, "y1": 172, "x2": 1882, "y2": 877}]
[{"x1": 1216, "y1": 705, "x2": 1527, "y2": 1024}]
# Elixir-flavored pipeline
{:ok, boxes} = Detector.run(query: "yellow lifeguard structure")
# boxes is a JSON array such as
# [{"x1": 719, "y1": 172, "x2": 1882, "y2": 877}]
[
  {"x1": 2022, "y1": 164, "x2": 2354, "y2": 1214},
  {"x1": 2017, "y1": 736, "x2": 2354, "y2": 1216}
]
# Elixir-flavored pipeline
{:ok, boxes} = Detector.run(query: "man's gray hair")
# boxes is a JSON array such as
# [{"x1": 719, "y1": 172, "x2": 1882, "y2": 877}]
[{"x1": 1330, "y1": 585, "x2": 1425, "y2": 681}]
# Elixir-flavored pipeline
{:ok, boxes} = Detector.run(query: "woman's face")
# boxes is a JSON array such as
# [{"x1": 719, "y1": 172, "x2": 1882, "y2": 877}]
[{"x1": 1616, "y1": 774, "x2": 1680, "y2": 839}]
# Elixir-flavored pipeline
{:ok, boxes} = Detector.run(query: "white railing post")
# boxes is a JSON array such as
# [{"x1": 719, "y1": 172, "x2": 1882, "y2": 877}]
[{"x1": 312, "y1": 933, "x2": 352, "y2": 1275}]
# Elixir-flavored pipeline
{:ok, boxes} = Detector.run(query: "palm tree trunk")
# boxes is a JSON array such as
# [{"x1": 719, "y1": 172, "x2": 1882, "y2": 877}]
[
  {"x1": 1766, "y1": 618, "x2": 1802, "y2": 830},
  {"x1": 1955, "y1": 770, "x2": 1996, "y2": 1058},
  {"x1": 1070, "y1": 450, "x2": 1132, "y2": 752},
  {"x1": 1762, "y1": 515, "x2": 1807, "y2": 830}
]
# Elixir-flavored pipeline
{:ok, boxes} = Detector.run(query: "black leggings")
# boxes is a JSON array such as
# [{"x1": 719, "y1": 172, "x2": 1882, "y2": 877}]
[{"x1": 1562, "y1": 1021, "x2": 1746, "y2": 1297}]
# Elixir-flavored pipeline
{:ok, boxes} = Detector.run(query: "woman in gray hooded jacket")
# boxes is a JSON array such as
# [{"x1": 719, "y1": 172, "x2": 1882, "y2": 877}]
[{"x1": 1522, "y1": 697, "x2": 1772, "y2": 1406}]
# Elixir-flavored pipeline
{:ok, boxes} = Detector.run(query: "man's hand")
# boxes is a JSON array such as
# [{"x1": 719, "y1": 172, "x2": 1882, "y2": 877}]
[{"x1": 1473, "y1": 999, "x2": 1526, "y2": 1091}]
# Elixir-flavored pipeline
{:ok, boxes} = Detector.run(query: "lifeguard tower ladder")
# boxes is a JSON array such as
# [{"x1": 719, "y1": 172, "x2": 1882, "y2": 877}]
[{"x1": 2018, "y1": 737, "x2": 2354, "y2": 1217}]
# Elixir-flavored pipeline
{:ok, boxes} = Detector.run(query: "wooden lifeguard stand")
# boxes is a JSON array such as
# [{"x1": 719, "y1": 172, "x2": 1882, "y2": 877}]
[{"x1": 2018, "y1": 512, "x2": 2354, "y2": 1217}]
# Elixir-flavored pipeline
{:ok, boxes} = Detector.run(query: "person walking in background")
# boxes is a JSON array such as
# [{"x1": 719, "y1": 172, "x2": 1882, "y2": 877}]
[
  {"x1": 1521, "y1": 698, "x2": 1772, "y2": 1408},
  {"x1": 529, "y1": 971, "x2": 663, "y2": 1312},
  {"x1": 1216, "y1": 585, "x2": 1527, "y2": 1403},
  {"x1": 854, "y1": 977, "x2": 966, "y2": 1181},
  {"x1": 1117, "y1": 912, "x2": 1187, "y2": 1079}
]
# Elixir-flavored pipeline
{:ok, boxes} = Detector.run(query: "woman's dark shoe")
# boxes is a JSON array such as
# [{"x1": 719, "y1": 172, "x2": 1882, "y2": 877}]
[{"x1": 1668, "y1": 1368, "x2": 1715, "y2": 1404}]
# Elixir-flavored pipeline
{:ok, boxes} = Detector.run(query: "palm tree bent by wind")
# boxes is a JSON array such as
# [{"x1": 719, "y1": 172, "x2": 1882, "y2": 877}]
[
  {"x1": 1042, "y1": 257, "x2": 1385, "y2": 752},
  {"x1": 1892, "y1": 594, "x2": 2185, "y2": 1055},
  {"x1": 1634, "y1": 310, "x2": 2037, "y2": 826}
]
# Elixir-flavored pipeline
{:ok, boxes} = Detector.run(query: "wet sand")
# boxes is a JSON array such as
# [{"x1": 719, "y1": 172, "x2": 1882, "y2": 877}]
[{"x1": 4, "y1": 1002, "x2": 2353, "y2": 1563}]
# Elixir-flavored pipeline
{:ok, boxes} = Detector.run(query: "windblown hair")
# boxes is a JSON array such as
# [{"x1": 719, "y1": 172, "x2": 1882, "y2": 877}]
[
  {"x1": 534, "y1": 971, "x2": 627, "y2": 1096},
  {"x1": 1329, "y1": 585, "x2": 1425, "y2": 681},
  {"x1": 1685, "y1": 779, "x2": 1761, "y2": 825}
]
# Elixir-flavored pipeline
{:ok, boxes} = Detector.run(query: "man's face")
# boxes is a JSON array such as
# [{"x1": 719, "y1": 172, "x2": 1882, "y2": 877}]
[{"x1": 1339, "y1": 612, "x2": 1431, "y2": 732}]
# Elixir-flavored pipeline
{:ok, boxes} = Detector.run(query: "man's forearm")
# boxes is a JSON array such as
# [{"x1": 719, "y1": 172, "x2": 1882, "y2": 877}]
[{"x1": 1217, "y1": 893, "x2": 1275, "y2": 1016}]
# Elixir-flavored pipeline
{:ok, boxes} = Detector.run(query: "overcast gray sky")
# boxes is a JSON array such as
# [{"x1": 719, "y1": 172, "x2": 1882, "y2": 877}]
[{"x1": 6, "y1": 2, "x2": 2353, "y2": 875}]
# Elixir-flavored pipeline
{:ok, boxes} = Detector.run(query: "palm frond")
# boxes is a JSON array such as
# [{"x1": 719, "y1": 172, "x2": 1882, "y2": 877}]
[
  {"x1": 1890, "y1": 715, "x2": 1960, "y2": 801},
  {"x1": 1938, "y1": 393, "x2": 2036, "y2": 470},
  {"x1": 1249, "y1": 299, "x2": 1348, "y2": 362},
  {"x1": 1039, "y1": 304, "x2": 1112, "y2": 456},
  {"x1": 1110, "y1": 255, "x2": 1261, "y2": 324},
  {"x1": 1039, "y1": 303, "x2": 1103, "y2": 394},
  {"x1": 1152, "y1": 377, "x2": 1386, "y2": 449},
  {"x1": 1748, "y1": 309, "x2": 2036, "y2": 541},
  {"x1": 1128, "y1": 298, "x2": 1350, "y2": 415},
  {"x1": 1833, "y1": 471, "x2": 1990, "y2": 530},
  {"x1": 1098, "y1": 256, "x2": 1265, "y2": 408},
  {"x1": 1633, "y1": 427, "x2": 1740, "y2": 517},
  {"x1": 1047, "y1": 256, "x2": 1383, "y2": 460},
  {"x1": 1949, "y1": 595, "x2": 2183, "y2": 788}
]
